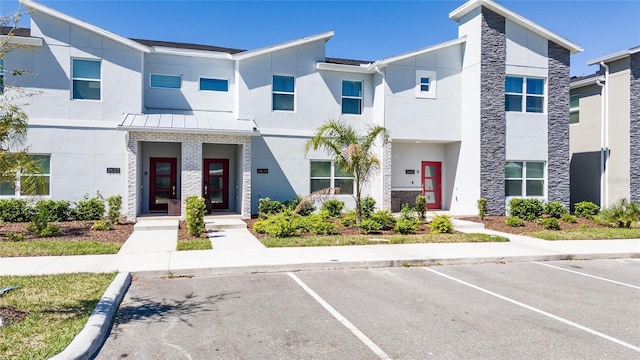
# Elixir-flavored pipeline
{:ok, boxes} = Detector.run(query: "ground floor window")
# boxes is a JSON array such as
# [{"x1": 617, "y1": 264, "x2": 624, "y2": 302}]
[
  {"x1": 0, "y1": 155, "x2": 51, "y2": 196},
  {"x1": 505, "y1": 161, "x2": 544, "y2": 197},
  {"x1": 310, "y1": 160, "x2": 354, "y2": 195}
]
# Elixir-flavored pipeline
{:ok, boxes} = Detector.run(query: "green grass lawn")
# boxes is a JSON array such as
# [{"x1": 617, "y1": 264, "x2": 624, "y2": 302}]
[
  {"x1": 0, "y1": 240, "x2": 121, "y2": 257},
  {"x1": 176, "y1": 238, "x2": 212, "y2": 251},
  {"x1": 260, "y1": 233, "x2": 508, "y2": 247},
  {"x1": 525, "y1": 227, "x2": 640, "y2": 240},
  {"x1": 0, "y1": 272, "x2": 116, "y2": 359}
]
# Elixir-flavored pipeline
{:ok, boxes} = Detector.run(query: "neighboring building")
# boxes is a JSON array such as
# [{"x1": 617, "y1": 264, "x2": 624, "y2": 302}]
[
  {"x1": 569, "y1": 46, "x2": 640, "y2": 208},
  {"x1": 1, "y1": 0, "x2": 581, "y2": 219}
]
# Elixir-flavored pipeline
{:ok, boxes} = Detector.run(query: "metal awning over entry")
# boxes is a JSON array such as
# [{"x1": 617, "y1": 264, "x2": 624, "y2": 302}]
[{"x1": 118, "y1": 109, "x2": 260, "y2": 135}]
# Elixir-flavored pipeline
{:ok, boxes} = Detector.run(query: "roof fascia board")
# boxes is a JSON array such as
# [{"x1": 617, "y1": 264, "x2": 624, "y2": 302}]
[
  {"x1": 150, "y1": 46, "x2": 232, "y2": 59},
  {"x1": 233, "y1": 31, "x2": 334, "y2": 60},
  {"x1": 316, "y1": 62, "x2": 374, "y2": 74},
  {"x1": 370, "y1": 37, "x2": 466, "y2": 68},
  {"x1": 117, "y1": 125, "x2": 260, "y2": 136},
  {"x1": 587, "y1": 46, "x2": 640, "y2": 66},
  {"x1": 570, "y1": 76, "x2": 603, "y2": 89},
  {"x1": 20, "y1": 0, "x2": 150, "y2": 53},
  {"x1": 449, "y1": 0, "x2": 582, "y2": 55},
  {"x1": 0, "y1": 34, "x2": 42, "y2": 46}
]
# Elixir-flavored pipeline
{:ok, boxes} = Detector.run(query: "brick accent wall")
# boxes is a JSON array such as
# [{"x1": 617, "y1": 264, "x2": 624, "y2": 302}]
[
  {"x1": 125, "y1": 131, "x2": 252, "y2": 220},
  {"x1": 547, "y1": 42, "x2": 571, "y2": 209},
  {"x1": 630, "y1": 52, "x2": 640, "y2": 202},
  {"x1": 479, "y1": 7, "x2": 507, "y2": 215}
]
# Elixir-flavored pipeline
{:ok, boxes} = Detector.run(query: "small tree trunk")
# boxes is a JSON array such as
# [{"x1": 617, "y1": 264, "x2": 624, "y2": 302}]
[{"x1": 355, "y1": 180, "x2": 362, "y2": 224}]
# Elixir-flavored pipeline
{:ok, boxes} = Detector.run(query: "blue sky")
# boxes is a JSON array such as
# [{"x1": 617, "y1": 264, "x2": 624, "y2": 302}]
[{"x1": 1, "y1": 0, "x2": 638, "y2": 76}]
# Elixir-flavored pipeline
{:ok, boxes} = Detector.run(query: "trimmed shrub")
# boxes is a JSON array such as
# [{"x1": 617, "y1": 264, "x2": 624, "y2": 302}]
[
  {"x1": 73, "y1": 195, "x2": 105, "y2": 221},
  {"x1": 311, "y1": 221, "x2": 338, "y2": 235},
  {"x1": 361, "y1": 196, "x2": 376, "y2": 219},
  {"x1": 27, "y1": 209, "x2": 59, "y2": 238},
  {"x1": 394, "y1": 218, "x2": 420, "y2": 235},
  {"x1": 477, "y1": 198, "x2": 488, "y2": 220},
  {"x1": 505, "y1": 216, "x2": 524, "y2": 227},
  {"x1": 595, "y1": 199, "x2": 640, "y2": 228},
  {"x1": 429, "y1": 215, "x2": 453, "y2": 234},
  {"x1": 369, "y1": 210, "x2": 396, "y2": 230},
  {"x1": 253, "y1": 210, "x2": 306, "y2": 238},
  {"x1": 294, "y1": 198, "x2": 316, "y2": 216},
  {"x1": 258, "y1": 197, "x2": 284, "y2": 219},
  {"x1": 283, "y1": 196, "x2": 302, "y2": 210},
  {"x1": 92, "y1": 220, "x2": 112, "y2": 231},
  {"x1": 399, "y1": 203, "x2": 417, "y2": 221},
  {"x1": 35, "y1": 200, "x2": 72, "y2": 222},
  {"x1": 0, "y1": 199, "x2": 34, "y2": 222},
  {"x1": 561, "y1": 213, "x2": 577, "y2": 223},
  {"x1": 574, "y1": 201, "x2": 600, "y2": 218},
  {"x1": 5, "y1": 232, "x2": 25, "y2": 242},
  {"x1": 542, "y1": 217, "x2": 561, "y2": 230},
  {"x1": 185, "y1": 195, "x2": 206, "y2": 237},
  {"x1": 544, "y1": 201, "x2": 568, "y2": 219},
  {"x1": 359, "y1": 219, "x2": 382, "y2": 234},
  {"x1": 508, "y1": 198, "x2": 544, "y2": 221},
  {"x1": 107, "y1": 195, "x2": 122, "y2": 224},
  {"x1": 415, "y1": 195, "x2": 427, "y2": 219},
  {"x1": 340, "y1": 210, "x2": 357, "y2": 227},
  {"x1": 321, "y1": 200, "x2": 345, "y2": 218}
]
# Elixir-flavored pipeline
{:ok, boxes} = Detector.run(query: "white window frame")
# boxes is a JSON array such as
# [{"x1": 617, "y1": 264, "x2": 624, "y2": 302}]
[
  {"x1": 150, "y1": 73, "x2": 182, "y2": 89},
  {"x1": 505, "y1": 76, "x2": 545, "y2": 113},
  {"x1": 272, "y1": 74, "x2": 295, "y2": 111},
  {"x1": 569, "y1": 94, "x2": 579, "y2": 124},
  {"x1": 310, "y1": 160, "x2": 355, "y2": 196},
  {"x1": 0, "y1": 154, "x2": 51, "y2": 198},
  {"x1": 341, "y1": 80, "x2": 363, "y2": 115},
  {"x1": 505, "y1": 161, "x2": 546, "y2": 199},
  {"x1": 415, "y1": 70, "x2": 437, "y2": 99},
  {"x1": 199, "y1": 77, "x2": 229, "y2": 92},
  {"x1": 71, "y1": 58, "x2": 102, "y2": 101}
]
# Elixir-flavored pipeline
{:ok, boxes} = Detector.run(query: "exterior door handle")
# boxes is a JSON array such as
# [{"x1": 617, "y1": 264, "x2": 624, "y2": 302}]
[
  {"x1": 172, "y1": 185, "x2": 176, "y2": 196},
  {"x1": 204, "y1": 184, "x2": 208, "y2": 195}
]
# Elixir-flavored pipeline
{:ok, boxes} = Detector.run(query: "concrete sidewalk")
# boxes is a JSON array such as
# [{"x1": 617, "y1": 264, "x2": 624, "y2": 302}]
[{"x1": 1, "y1": 218, "x2": 639, "y2": 277}]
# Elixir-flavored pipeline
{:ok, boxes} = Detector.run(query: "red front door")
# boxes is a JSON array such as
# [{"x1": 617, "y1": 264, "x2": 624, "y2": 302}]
[
  {"x1": 421, "y1": 161, "x2": 442, "y2": 210},
  {"x1": 203, "y1": 159, "x2": 229, "y2": 210},
  {"x1": 149, "y1": 157, "x2": 177, "y2": 211}
]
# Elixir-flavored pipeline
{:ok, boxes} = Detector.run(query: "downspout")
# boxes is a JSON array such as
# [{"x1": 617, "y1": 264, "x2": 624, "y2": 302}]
[
  {"x1": 596, "y1": 79, "x2": 605, "y2": 209},
  {"x1": 601, "y1": 61, "x2": 610, "y2": 208}
]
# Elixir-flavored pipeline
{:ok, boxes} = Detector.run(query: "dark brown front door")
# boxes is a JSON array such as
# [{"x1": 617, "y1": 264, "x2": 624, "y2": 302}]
[
  {"x1": 421, "y1": 161, "x2": 442, "y2": 210},
  {"x1": 149, "y1": 157, "x2": 177, "y2": 211},
  {"x1": 203, "y1": 159, "x2": 229, "y2": 210}
]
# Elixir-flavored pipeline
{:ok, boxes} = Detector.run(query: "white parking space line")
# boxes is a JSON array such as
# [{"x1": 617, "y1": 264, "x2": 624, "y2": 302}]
[
  {"x1": 533, "y1": 261, "x2": 640, "y2": 290},
  {"x1": 287, "y1": 272, "x2": 391, "y2": 360},
  {"x1": 423, "y1": 268, "x2": 640, "y2": 353}
]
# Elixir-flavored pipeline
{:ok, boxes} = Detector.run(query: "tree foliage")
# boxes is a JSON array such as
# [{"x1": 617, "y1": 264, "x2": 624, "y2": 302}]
[{"x1": 304, "y1": 119, "x2": 389, "y2": 224}]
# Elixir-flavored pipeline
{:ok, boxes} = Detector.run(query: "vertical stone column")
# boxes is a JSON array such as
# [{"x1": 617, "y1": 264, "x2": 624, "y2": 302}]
[
  {"x1": 479, "y1": 7, "x2": 506, "y2": 215},
  {"x1": 241, "y1": 137, "x2": 252, "y2": 218},
  {"x1": 125, "y1": 133, "x2": 138, "y2": 221},
  {"x1": 630, "y1": 53, "x2": 640, "y2": 202},
  {"x1": 181, "y1": 134, "x2": 203, "y2": 218},
  {"x1": 547, "y1": 42, "x2": 571, "y2": 209},
  {"x1": 382, "y1": 142, "x2": 392, "y2": 210}
]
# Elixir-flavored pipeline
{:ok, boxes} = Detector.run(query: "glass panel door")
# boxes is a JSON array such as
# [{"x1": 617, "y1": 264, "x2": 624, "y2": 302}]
[
  {"x1": 203, "y1": 159, "x2": 229, "y2": 211},
  {"x1": 150, "y1": 158, "x2": 177, "y2": 211},
  {"x1": 421, "y1": 161, "x2": 442, "y2": 210}
]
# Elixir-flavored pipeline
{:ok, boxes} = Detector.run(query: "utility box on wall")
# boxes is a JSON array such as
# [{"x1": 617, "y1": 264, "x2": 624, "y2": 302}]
[{"x1": 168, "y1": 199, "x2": 181, "y2": 216}]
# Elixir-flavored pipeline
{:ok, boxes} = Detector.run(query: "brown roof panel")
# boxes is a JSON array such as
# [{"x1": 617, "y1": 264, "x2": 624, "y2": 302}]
[
  {"x1": 324, "y1": 57, "x2": 371, "y2": 66},
  {"x1": 130, "y1": 38, "x2": 245, "y2": 54},
  {"x1": 0, "y1": 27, "x2": 32, "y2": 37}
]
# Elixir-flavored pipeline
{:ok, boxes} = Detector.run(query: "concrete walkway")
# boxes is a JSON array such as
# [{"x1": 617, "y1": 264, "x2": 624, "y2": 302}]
[{"x1": 1, "y1": 217, "x2": 638, "y2": 277}]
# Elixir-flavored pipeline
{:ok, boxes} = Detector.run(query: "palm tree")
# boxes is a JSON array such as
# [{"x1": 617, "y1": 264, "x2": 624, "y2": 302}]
[{"x1": 304, "y1": 119, "x2": 389, "y2": 224}]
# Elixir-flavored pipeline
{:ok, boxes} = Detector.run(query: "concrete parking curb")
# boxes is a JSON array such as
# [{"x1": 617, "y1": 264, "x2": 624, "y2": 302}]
[
  {"x1": 50, "y1": 272, "x2": 131, "y2": 360},
  {"x1": 131, "y1": 252, "x2": 640, "y2": 278}
]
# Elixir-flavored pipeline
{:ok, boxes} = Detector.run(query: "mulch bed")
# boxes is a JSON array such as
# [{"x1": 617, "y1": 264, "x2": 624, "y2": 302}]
[
  {"x1": 0, "y1": 221, "x2": 134, "y2": 244},
  {"x1": 460, "y1": 216, "x2": 607, "y2": 234},
  {"x1": 0, "y1": 306, "x2": 29, "y2": 327}
]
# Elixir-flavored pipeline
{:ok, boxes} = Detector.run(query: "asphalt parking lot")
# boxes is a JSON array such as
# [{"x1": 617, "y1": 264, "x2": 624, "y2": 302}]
[{"x1": 96, "y1": 259, "x2": 640, "y2": 359}]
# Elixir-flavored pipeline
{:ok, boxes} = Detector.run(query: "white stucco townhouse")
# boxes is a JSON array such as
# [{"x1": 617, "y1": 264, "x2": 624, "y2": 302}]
[{"x1": 0, "y1": 0, "x2": 581, "y2": 220}]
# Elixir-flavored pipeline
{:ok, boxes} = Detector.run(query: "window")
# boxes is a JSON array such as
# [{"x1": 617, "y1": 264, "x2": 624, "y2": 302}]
[
  {"x1": 415, "y1": 70, "x2": 437, "y2": 98},
  {"x1": 150, "y1": 74, "x2": 182, "y2": 89},
  {"x1": 505, "y1": 76, "x2": 544, "y2": 113},
  {"x1": 0, "y1": 58, "x2": 5, "y2": 93},
  {"x1": 200, "y1": 78, "x2": 228, "y2": 92},
  {"x1": 505, "y1": 161, "x2": 544, "y2": 197},
  {"x1": 0, "y1": 155, "x2": 51, "y2": 196},
  {"x1": 342, "y1": 80, "x2": 363, "y2": 115},
  {"x1": 310, "y1": 161, "x2": 354, "y2": 195},
  {"x1": 272, "y1": 75, "x2": 294, "y2": 111},
  {"x1": 72, "y1": 59, "x2": 101, "y2": 100},
  {"x1": 570, "y1": 94, "x2": 579, "y2": 124}
]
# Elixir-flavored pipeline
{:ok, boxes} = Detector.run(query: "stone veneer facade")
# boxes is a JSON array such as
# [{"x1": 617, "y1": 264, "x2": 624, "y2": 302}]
[
  {"x1": 630, "y1": 52, "x2": 640, "y2": 203},
  {"x1": 479, "y1": 7, "x2": 507, "y2": 215},
  {"x1": 125, "y1": 132, "x2": 252, "y2": 220},
  {"x1": 547, "y1": 42, "x2": 571, "y2": 209}
]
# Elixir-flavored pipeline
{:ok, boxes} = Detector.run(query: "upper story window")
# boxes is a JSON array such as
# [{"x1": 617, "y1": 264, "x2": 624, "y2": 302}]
[
  {"x1": 570, "y1": 94, "x2": 580, "y2": 124},
  {"x1": 310, "y1": 160, "x2": 354, "y2": 195},
  {"x1": 0, "y1": 58, "x2": 5, "y2": 93},
  {"x1": 415, "y1": 70, "x2": 437, "y2": 99},
  {"x1": 342, "y1": 80, "x2": 363, "y2": 115},
  {"x1": 0, "y1": 154, "x2": 51, "y2": 197},
  {"x1": 505, "y1": 161, "x2": 544, "y2": 197},
  {"x1": 200, "y1": 78, "x2": 228, "y2": 92},
  {"x1": 72, "y1": 59, "x2": 101, "y2": 100},
  {"x1": 505, "y1": 76, "x2": 544, "y2": 113},
  {"x1": 150, "y1": 74, "x2": 182, "y2": 89},
  {"x1": 272, "y1": 75, "x2": 294, "y2": 111}
]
